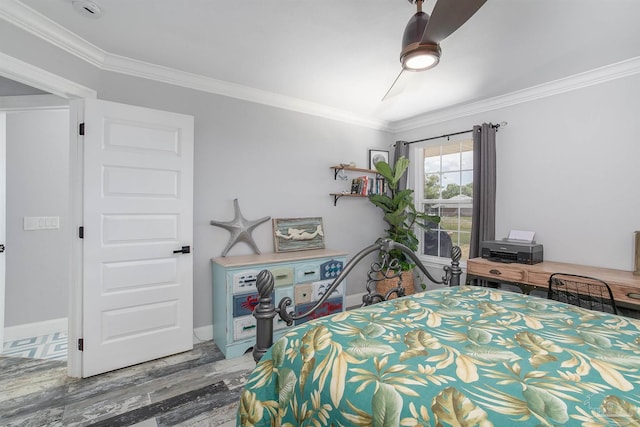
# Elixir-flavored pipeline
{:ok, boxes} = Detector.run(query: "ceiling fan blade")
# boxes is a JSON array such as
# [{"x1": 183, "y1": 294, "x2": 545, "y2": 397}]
[
  {"x1": 421, "y1": 0, "x2": 487, "y2": 44},
  {"x1": 382, "y1": 68, "x2": 406, "y2": 101}
]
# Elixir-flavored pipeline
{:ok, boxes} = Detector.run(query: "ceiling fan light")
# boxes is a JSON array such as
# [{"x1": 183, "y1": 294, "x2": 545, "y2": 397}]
[
  {"x1": 400, "y1": 8, "x2": 441, "y2": 71},
  {"x1": 401, "y1": 44, "x2": 441, "y2": 71}
]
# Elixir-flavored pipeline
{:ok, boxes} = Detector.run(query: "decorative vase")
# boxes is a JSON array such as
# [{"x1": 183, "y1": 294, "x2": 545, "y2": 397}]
[{"x1": 376, "y1": 270, "x2": 416, "y2": 300}]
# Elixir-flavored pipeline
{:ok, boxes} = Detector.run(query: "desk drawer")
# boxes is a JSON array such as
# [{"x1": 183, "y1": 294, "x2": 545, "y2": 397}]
[
  {"x1": 609, "y1": 282, "x2": 640, "y2": 306},
  {"x1": 470, "y1": 263, "x2": 527, "y2": 283}
]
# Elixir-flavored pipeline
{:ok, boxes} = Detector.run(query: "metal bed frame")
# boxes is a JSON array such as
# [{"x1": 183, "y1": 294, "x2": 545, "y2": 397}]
[{"x1": 251, "y1": 238, "x2": 462, "y2": 362}]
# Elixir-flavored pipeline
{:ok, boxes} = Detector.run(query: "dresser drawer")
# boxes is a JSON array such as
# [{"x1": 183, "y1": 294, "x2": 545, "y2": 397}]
[
  {"x1": 296, "y1": 263, "x2": 321, "y2": 283},
  {"x1": 320, "y1": 259, "x2": 344, "y2": 280},
  {"x1": 233, "y1": 315, "x2": 258, "y2": 340},
  {"x1": 294, "y1": 283, "x2": 313, "y2": 304},
  {"x1": 270, "y1": 267, "x2": 294, "y2": 287},
  {"x1": 233, "y1": 314, "x2": 289, "y2": 340},
  {"x1": 470, "y1": 262, "x2": 527, "y2": 283},
  {"x1": 231, "y1": 269, "x2": 260, "y2": 294},
  {"x1": 312, "y1": 279, "x2": 345, "y2": 301},
  {"x1": 233, "y1": 291, "x2": 274, "y2": 317},
  {"x1": 295, "y1": 297, "x2": 343, "y2": 325}
]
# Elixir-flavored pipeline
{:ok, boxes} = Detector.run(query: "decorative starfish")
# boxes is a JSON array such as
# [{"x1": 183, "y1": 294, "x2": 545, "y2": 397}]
[{"x1": 210, "y1": 199, "x2": 271, "y2": 256}]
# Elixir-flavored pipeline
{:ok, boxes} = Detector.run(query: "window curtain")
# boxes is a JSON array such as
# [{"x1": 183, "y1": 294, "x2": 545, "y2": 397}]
[
  {"x1": 393, "y1": 140, "x2": 409, "y2": 190},
  {"x1": 469, "y1": 123, "x2": 497, "y2": 259}
]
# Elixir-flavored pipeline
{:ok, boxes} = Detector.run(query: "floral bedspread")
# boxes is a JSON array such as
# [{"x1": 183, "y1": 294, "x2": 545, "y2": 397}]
[{"x1": 238, "y1": 286, "x2": 640, "y2": 426}]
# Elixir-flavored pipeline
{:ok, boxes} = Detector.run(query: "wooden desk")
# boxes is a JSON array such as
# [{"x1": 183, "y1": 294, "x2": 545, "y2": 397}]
[{"x1": 466, "y1": 257, "x2": 640, "y2": 309}]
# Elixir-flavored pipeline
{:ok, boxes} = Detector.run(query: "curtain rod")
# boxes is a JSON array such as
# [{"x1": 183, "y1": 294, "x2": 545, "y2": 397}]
[{"x1": 404, "y1": 121, "x2": 507, "y2": 145}]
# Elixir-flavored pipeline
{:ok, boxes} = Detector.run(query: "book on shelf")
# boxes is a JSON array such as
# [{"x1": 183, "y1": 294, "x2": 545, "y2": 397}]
[
  {"x1": 368, "y1": 176, "x2": 386, "y2": 195},
  {"x1": 350, "y1": 176, "x2": 370, "y2": 195},
  {"x1": 349, "y1": 175, "x2": 386, "y2": 196},
  {"x1": 350, "y1": 177, "x2": 361, "y2": 194}
]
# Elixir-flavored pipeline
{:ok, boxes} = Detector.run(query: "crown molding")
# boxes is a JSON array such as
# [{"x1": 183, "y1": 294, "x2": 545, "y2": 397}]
[
  {"x1": 0, "y1": 51, "x2": 96, "y2": 99},
  {"x1": 391, "y1": 56, "x2": 640, "y2": 133},
  {"x1": 101, "y1": 53, "x2": 391, "y2": 130},
  {"x1": 0, "y1": 0, "x2": 391, "y2": 131}
]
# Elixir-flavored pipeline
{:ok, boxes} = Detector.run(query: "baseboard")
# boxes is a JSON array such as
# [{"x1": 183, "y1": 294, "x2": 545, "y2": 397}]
[
  {"x1": 346, "y1": 293, "x2": 364, "y2": 309},
  {"x1": 3, "y1": 318, "x2": 215, "y2": 347},
  {"x1": 4, "y1": 317, "x2": 68, "y2": 341}
]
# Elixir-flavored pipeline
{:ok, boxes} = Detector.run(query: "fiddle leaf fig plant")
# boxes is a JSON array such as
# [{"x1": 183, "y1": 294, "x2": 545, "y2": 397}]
[{"x1": 369, "y1": 156, "x2": 440, "y2": 271}]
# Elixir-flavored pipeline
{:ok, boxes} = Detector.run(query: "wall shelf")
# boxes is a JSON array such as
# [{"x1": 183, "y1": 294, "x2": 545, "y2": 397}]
[
  {"x1": 329, "y1": 192, "x2": 368, "y2": 206},
  {"x1": 330, "y1": 165, "x2": 377, "y2": 180}
]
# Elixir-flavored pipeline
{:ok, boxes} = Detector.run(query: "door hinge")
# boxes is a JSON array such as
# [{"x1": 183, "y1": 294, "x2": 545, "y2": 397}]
[
  {"x1": 79, "y1": 226, "x2": 84, "y2": 239},
  {"x1": 79, "y1": 123, "x2": 85, "y2": 136},
  {"x1": 78, "y1": 338, "x2": 84, "y2": 351}
]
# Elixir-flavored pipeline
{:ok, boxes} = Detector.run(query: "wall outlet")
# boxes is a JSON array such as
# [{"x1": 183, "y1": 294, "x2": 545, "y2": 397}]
[{"x1": 23, "y1": 216, "x2": 60, "y2": 230}]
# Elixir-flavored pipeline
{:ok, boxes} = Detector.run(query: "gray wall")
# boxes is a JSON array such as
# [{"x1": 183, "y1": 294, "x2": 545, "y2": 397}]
[
  {"x1": 0, "y1": 25, "x2": 392, "y2": 329},
  {"x1": 398, "y1": 72, "x2": 640, "y2": 272},
  {"x1": 91, "y1": 74, "x2": 392, "y2": 328},
  {"x1": 5, "y1": 108, "x2": 71, "y2": 326}
]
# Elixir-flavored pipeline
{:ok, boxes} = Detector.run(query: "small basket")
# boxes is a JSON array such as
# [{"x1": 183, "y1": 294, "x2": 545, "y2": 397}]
[{"x1": 376, "y1": 270, "x2": 416, "y2": 300}]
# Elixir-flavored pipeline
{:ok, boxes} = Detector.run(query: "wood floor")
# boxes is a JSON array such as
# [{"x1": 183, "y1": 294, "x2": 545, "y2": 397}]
[{"x1": 0, "y1": 341, "x2": 255, "y2": 426}]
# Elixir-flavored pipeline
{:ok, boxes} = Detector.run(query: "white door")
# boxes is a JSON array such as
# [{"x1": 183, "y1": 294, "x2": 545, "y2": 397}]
[
  {"x1": 81, "y1": 99, "x2": 194, "y2": 377},
  {"x1": 0, "y1": 113, "x2": 5, "y2": 350}
]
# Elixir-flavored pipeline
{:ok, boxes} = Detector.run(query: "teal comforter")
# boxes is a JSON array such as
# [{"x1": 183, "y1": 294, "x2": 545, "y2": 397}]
[{"x1": 238, "y1": 286, "x2": 640, "y2": 426}]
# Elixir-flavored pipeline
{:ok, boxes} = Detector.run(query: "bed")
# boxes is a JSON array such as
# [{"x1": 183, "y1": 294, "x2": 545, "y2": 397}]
[{"x1": 238, "y1": 285, "x2": 640, "y2": 426}]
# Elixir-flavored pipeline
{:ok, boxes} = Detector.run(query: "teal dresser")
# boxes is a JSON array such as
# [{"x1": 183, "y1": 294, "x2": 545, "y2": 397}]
[{"x1": 211, "y1": 249, "x2": 348, "y2": 358}]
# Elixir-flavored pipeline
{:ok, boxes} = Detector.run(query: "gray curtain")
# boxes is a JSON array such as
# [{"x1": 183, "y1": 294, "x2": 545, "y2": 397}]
[
  {"x1": 469, "y1": 123, "x2": 497, "y2": 259},
  {"x1": 393, "y1": 140, "x2": 410, "y2": 190}
]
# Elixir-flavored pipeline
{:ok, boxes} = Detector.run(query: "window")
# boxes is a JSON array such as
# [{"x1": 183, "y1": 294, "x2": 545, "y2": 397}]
[{"x1": 417, "y1": 139, "x2": 473, "y2": 261}]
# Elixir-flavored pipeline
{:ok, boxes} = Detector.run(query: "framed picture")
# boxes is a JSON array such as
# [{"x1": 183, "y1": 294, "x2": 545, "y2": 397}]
[
  {"x1": 368, "y1": 149, "x2": 389, "y2": 169},
  {"x1": 273, "y1": 217, "x2": 325, "y2": 253}
]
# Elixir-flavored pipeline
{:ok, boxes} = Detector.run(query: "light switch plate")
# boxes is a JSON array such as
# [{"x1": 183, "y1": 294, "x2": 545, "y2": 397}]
[{"x1": 23, "y1": 216, "x2": 60, "y2": 230}]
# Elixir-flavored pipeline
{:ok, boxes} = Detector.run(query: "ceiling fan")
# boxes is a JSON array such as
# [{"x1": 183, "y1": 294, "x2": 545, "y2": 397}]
[{"x1": 383, "y1": 0, "x2": 487, "y2": 100}]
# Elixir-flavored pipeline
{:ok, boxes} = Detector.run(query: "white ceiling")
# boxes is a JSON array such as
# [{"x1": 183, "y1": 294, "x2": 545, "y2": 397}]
[{"x1": 8, "y1": 0, "x2": 640, "y2": 127}]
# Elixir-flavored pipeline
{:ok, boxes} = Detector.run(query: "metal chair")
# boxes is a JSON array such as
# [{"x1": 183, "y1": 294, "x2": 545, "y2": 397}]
[{"x1": 548, "y1": 273, "x2": 618, "y2": 315}]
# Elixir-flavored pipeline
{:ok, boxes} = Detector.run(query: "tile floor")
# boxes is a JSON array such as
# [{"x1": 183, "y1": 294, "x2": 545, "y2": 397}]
[{"x1": 3, "y1": 331, "x2": 68, "y2": 360}]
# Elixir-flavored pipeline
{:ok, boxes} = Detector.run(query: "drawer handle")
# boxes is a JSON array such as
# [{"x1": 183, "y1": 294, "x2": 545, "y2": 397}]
[
  {"x1": 489, "y1": 269, "x2": 502, "y2": 275},
  {"x1": 303, "y1": 271, "x2": 315, "y2": 275},
  {"x1": 627, "y1": 292, "x2": 640, "y2": 300},
  {"x1": 242, "y1": 325, "x2": 257, "y2": 331},
  {"x1": 275, "y1": 274, "x2": 288, "y2": 279}
]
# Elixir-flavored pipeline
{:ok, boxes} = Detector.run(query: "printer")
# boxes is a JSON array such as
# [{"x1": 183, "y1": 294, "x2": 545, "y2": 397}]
[{"x1": 481, "y1": 239, "x2": 543, "y2": 265}]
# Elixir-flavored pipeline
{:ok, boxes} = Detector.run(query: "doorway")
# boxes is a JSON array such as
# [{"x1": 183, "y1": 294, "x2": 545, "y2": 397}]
[
  {"x1": 0, "y1": 52, "x2": 97, "y2": 376},
  {"x1": 1, "y1": 106, "x2": 71, "y2": 361}
]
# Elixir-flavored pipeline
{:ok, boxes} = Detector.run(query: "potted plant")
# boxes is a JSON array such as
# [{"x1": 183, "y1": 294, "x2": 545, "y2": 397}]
[{"x1": 369, "y1": 156, "x2": 440, "y2": 295}]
